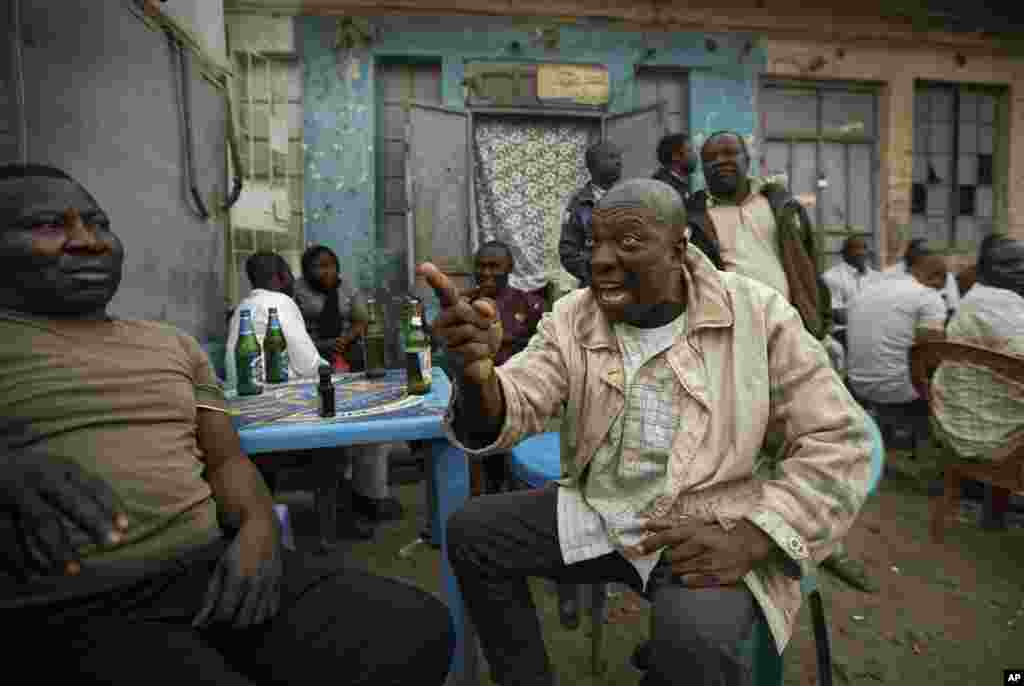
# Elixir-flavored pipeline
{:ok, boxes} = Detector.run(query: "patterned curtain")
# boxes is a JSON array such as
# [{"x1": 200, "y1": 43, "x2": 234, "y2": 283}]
[{"x1": 473, "y1": 117, "x2": 599, "y2": 293}]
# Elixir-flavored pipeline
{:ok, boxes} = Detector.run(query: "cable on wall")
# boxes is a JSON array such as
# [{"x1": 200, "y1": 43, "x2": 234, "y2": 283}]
[{"x1": 12, "y1": 0, "x2": 29, "y2": 164}]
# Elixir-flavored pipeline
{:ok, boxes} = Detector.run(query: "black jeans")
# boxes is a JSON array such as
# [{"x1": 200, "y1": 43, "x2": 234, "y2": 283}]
[
  {"x1": 447, "y1": 484, "x2": 761, "y2": 686},
  {"x1": 9, "y1": 540, "x2": 454, "y2": 685}
]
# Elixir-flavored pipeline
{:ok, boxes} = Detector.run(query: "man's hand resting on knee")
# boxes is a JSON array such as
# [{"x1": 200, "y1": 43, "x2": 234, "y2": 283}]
[
  {"x1": 193, "y1": 515, "x2": 283, "y2": 629},
  {"x1": 636, "y1": 519, "x2": 777, "y2": 588}
]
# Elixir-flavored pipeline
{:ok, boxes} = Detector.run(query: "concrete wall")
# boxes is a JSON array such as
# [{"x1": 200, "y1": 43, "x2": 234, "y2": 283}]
[
  {"x1": 14, "y1": 0, "x2": 229, "y2": 340},
  {"x1": 297, "y1": 14, "x2": 764, "y2": 291},
  {"x1": 763, "y1": 38, "x2": 1024, "y2": 270}
]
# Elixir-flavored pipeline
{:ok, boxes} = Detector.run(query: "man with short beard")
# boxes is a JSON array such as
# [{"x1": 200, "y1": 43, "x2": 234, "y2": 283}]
[
  {"x1": 823, "y1": 236, "x2": 881, "y2": 348},
  {"x1": 421, "y1": 179, "x2": 870, "y2": 686},
  {"x1": 559, "y1": 141, "x2": 622, "y2": 289},
  {"x1": 0, "y1": 164, "x2": 453, "y2": 685},
  {"x1": 687, "y1": 131, "x2": 831, "y2": 340}
]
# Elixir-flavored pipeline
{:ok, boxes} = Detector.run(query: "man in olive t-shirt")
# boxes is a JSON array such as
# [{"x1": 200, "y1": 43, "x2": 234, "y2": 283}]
[{"x1": 0, "y1": 163, "x2": 453, "y2": 685}]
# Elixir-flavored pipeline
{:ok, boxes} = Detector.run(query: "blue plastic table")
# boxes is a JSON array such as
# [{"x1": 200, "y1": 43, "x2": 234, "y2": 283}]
[{"x1": 233, "y1": 367, "x2": 479, "y2": 686}]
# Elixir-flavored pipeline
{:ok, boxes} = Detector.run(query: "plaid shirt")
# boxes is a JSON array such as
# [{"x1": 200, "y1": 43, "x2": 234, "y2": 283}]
[
  {"x1": 558, "y1": 313, "x2": 689, "y2": 586},
  {"x1": 932, "y1": 285, "x2": 1024, "y2": 459},
  {"x1": 444, "y1": 245, "x2": 871, "y2": 654}
]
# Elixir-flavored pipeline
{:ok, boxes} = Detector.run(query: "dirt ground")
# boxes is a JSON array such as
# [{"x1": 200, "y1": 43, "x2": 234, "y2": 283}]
[{"x1": 282, "y1": 448, "x2": 1024, "y2": 686}]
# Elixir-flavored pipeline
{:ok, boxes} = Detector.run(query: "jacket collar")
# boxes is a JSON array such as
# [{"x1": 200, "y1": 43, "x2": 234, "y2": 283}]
[{"x1": 574, "y1": 244, "x2": 734, "y2": 350}]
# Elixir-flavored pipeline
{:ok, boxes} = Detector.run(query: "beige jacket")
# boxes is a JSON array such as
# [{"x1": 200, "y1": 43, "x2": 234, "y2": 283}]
[{"x1": 446, "y1": 245, "x2": 872, "y2": 652}]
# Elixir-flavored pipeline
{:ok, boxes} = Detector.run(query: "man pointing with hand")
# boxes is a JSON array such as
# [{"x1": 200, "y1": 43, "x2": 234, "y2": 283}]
[{"x1": 423, "y1": 178, "x2": 871, "y2": 686}]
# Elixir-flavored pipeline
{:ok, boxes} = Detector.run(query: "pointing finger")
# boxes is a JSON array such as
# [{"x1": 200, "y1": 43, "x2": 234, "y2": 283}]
[
  {"x1": 416, "y1": 262, "x2": 460, "y2": 308},
  {"x1": 472, "y1": 298, "x2": 497, "y2": 322}
]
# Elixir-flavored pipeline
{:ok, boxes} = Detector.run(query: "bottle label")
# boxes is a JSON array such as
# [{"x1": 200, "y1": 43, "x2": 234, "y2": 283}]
[
  {"x1": 266, "y1": 350, "x2": 289, "y2": 383},
  {"x1": 237, "y1": 351, "x2": 264, "y2": 389}
]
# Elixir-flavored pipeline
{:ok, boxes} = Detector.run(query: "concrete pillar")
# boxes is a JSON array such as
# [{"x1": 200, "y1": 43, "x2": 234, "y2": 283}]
[{"x1": 879, "y1": 75, "x2": 914, "y2": 268}]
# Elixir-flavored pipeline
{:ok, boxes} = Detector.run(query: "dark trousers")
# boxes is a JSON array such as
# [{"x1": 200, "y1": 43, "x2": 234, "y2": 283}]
[
  {"x1": 864, "y1": 397, "x2": 932, "y2": 450},
  {"x1": 447, "y1": 485, "x2": 761, "y2": 686},
  {"x1": 10, "y1": 539, "x2": 454, "y2": 686}
]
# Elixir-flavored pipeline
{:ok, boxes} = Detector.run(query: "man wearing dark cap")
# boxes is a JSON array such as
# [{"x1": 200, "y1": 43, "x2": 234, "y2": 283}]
[
  {"x1": 559, "y1": 141, "x2": 622, "y2": 288},
  {"x1": 419, "y1": 178, "x2": 870, "y2": 686},
  {"x1": 0, "y1": 164, "x2": 453, "y2": 685},
  {"x1": 652, "y1": 132, "x2": 696, "y2": 205}
]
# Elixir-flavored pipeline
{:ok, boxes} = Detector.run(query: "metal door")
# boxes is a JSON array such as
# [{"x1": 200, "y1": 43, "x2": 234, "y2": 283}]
[
  {"x1": 375, "y1": 62, "x2": 443, "y2": 292},
  {"x1": 636, "y1": 69, "x2": 689, "y2": 138},
  {"x1": 604, "y1": 102, "x2": 666, "y2": 182},
  {"x1": 407, "y1": 103, "x2": 470, "y2": 298}
]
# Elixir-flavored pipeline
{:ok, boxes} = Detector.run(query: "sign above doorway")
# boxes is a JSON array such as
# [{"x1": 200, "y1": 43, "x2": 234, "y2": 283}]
[
  {"x1": 537, "y1": 64, "x2": 609, "y2": 106},
  {"x1": 464, "y1": 62, "x2": 608, "y2": 109}
]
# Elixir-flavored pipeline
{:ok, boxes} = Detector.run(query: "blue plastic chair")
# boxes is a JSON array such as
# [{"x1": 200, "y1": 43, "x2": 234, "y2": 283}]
[{"x1": 508, "y1": 412, "x2": 887, "y2": 681}]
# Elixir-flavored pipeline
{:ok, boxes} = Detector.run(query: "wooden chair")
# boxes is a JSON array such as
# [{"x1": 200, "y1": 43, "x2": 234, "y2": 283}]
[{"x1": 908, "y1": 340, "x2": 1024, "y2": 543}]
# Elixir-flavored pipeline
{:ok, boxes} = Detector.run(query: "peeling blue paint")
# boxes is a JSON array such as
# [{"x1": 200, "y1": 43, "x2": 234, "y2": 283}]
[{"x1": 300, "y1": 15, "x2": 765, "y2": 291}]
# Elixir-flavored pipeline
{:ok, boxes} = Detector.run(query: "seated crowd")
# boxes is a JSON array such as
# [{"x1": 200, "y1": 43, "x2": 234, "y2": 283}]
[{"x1": 226, "y1": 248, "x2": 400, "y2": 539}]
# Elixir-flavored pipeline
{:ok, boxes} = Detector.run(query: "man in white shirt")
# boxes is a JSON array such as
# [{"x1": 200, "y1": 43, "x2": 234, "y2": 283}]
[
  {"x1": 226, "y1": 252, "x2": 400, "y2": 538},
  {"x1": 847, "y1": 247, "x2": 948, "y2": 439},
  {"x1": 226, "y1": 252, "x2": 326, "y2": 390},
  {"x1": 884, "y1": 238, "x2": 960, "y2": 314},
  {"x1": 823, "y1": 236, "x2": 880, "y2": 348}
]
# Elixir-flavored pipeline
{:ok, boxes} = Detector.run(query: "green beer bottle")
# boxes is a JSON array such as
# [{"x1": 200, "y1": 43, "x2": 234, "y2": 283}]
[
  {"x1": 235, "y1": 309, "x2": 263, "y2": 396},
  {"x1": 363, "y1": 296, "x2": 387, "y2": 378},
  {"x1": 264, "y1": 307, "x2": 289, "y2": 384},
  {"x1": 405, "y1": 299, "x2": 431, "y2": 395}
]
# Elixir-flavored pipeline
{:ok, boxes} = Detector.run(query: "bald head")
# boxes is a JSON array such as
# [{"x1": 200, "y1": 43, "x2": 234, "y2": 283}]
[
  {"x1": 588, "y1": 179, "x2": 688, "y2": 326},
  {"x1": 909, "y1": 252, "x2": 948, "y2": 291},
  {"x1": 595, "y1": 178, "x2": 688, "y2": 234}
]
